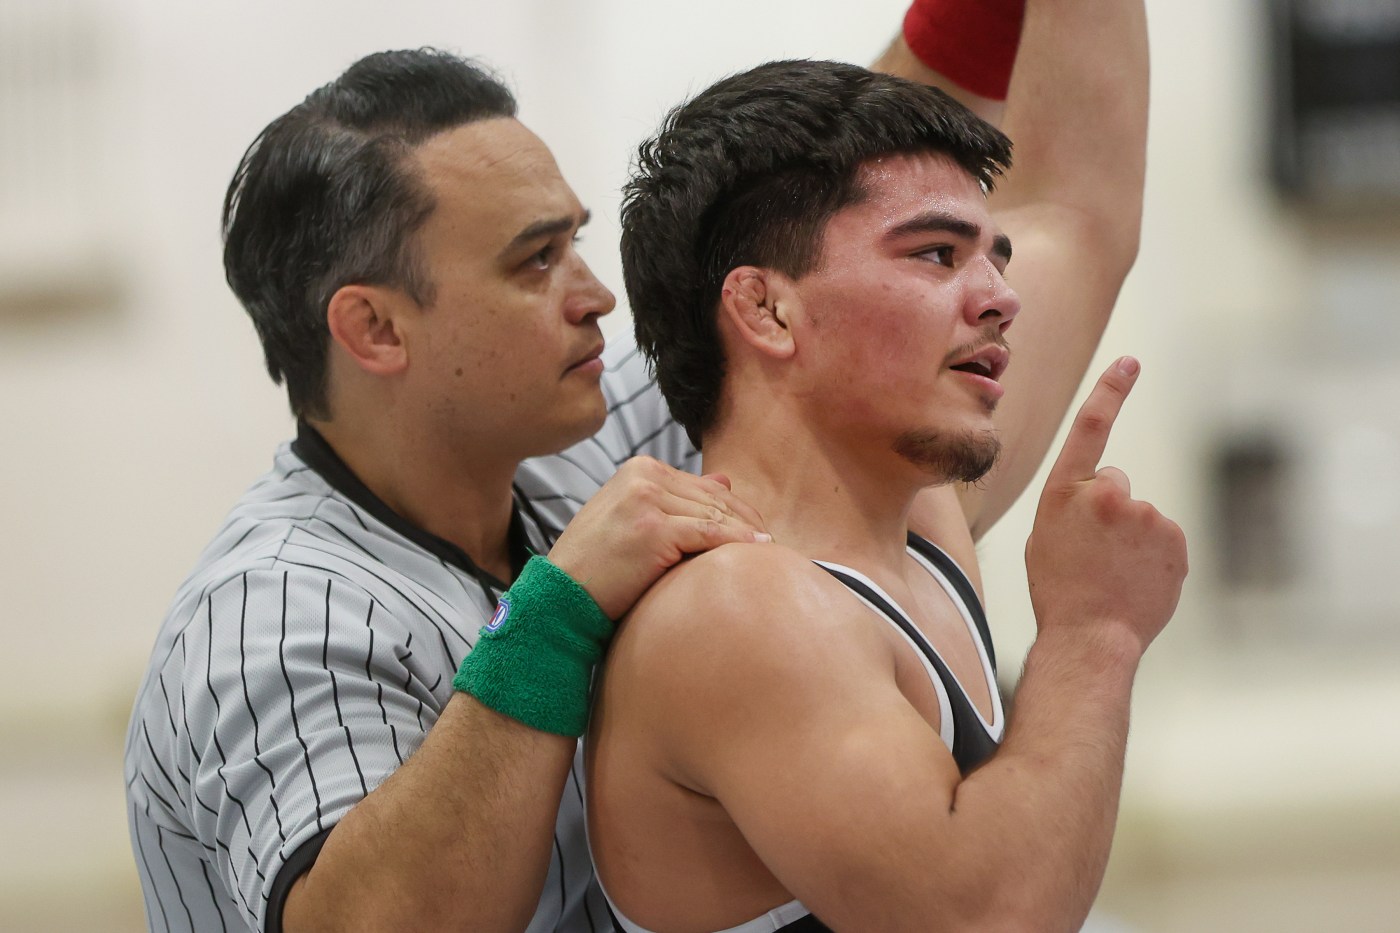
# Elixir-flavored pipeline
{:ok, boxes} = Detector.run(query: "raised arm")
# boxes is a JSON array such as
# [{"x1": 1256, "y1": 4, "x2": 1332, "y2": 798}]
[
  {"x1": 895, "y1": 0, "x2": 1150, "y2": 543},
  {"x1": 967, "y1": 0, "x2": 1149, "y2": 536},
  {"x1": 872, "y1": 0, "x2": 1026, "y2": 126}
]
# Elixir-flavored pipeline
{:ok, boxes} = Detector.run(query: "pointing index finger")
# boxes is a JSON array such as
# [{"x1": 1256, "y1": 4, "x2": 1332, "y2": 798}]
[{"x1": 1048, "y1": 357, "x2": 1140, "y2": 485}]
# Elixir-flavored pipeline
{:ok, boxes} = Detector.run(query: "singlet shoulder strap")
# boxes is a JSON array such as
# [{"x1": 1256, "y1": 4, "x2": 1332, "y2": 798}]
[
  {"x1": 905, "y1": 532, "x2": 995, "y2": 675},
  {"x1": 815, "y1": 539, "x2": 1003, "y2": 773},
  {"x1": 815, "y1": 566, "x2": 937, "y2": 667},
  {"x1": 813, "y1": 562, "x2": 960, "y2": 725}
]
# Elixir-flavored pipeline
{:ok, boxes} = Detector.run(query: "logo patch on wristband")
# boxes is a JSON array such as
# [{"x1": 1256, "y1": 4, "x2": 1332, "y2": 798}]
[{"x1": 486, "y1": 596, "x2": 511, "y2": 632}]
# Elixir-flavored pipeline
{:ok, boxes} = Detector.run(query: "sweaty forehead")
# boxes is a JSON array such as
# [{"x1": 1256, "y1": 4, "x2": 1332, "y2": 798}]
[{"x1": 854, "y1": 151, "x2": 988, "y2": 217}]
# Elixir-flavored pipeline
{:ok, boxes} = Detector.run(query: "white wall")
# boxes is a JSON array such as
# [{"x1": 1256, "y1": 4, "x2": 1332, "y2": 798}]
[{"x1": 1, "y1": 1, "x2": 1397, "y2": 930}]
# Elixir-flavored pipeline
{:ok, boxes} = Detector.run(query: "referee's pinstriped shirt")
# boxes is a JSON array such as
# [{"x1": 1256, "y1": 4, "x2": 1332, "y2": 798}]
[{"x1": 124, "y1": 336, "x2": 697, "y2": 933}]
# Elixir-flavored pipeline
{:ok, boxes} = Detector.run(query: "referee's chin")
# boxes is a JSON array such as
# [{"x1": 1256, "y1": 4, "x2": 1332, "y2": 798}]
[
  {"x1": 566, "y1": 403, "x2": 610, "y2": 450},
  {"x1": 536, "y1": 391, "x2": 610, "y2": 459}
]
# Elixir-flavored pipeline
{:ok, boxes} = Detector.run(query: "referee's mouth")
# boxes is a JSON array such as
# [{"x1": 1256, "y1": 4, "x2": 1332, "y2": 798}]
[{"x1": 563, "y1": 340, "x2": 606, "y2": 377}]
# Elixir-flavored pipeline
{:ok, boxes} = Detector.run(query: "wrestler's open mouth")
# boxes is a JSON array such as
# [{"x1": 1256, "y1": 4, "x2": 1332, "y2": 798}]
[
  {"x1": 948, "y1": 345, "x2": 1009, "y2": 382},
  {"x1": 951, "y1": 360, "x2": 993, "y2": 377}
]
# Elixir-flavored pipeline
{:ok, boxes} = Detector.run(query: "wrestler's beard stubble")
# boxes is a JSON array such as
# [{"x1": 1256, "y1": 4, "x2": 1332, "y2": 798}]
[
  {"x1": 893, "y1": 329, "x2": 1007, "y2": 484},
  {"x1": 892, "y1": 427, "x2": 1001, "y2": 485}
]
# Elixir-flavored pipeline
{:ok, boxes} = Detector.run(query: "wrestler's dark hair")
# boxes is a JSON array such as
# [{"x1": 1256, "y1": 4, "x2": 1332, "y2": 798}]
[
  {"x1": 621, "y1": 59, "x2": 1012, "y2": 447},
  {"x1": 222, "y1": 48, "x2": 516, "y2": 419}
]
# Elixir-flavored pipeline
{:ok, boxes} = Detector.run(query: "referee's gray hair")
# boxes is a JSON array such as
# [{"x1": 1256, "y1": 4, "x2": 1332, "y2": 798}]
[{"x1": 222, "y1": 48, "x2": 517, "y2": 420}]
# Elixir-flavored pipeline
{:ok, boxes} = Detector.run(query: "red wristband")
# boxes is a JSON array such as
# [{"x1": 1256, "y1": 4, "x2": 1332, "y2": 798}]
[{"x1": 902, "y1": 0, "x2": 1026, "y2": 101}]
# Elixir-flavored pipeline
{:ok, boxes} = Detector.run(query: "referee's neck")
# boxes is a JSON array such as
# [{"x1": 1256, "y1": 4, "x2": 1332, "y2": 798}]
[{"x1": 310, "y1": 417, "x2": 521, "y2": 582}]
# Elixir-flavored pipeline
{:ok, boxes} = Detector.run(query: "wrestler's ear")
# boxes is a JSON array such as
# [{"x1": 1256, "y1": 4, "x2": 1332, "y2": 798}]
[
  {"x1": 326, "y1": 284, "x2": 410, "y2": 376},
  {"x1": 718, "y1": 266, "x2": 797, "y2": 360}
]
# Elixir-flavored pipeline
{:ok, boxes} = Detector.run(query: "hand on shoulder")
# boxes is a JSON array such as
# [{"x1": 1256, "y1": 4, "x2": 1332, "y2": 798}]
[
  {"x1": 621, "y1": 539, "x2": 839, "y2": 644},
  {"x1": 548, "y1": 456, "x2": 769, "y2": 619}
]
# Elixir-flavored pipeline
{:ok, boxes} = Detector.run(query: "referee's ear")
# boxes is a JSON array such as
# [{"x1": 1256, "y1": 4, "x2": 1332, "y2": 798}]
[{"x1": 326, "y1": 284, "x2": 409, "y2": 377}]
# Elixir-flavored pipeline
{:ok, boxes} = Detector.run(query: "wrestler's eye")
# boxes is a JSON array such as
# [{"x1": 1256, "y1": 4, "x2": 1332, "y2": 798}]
[{"x1": 918, "y1": 245, "x2": 954, "y2": 266}]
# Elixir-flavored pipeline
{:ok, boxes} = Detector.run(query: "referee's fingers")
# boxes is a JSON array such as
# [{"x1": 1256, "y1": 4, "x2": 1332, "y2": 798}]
[
  {"x1": 658, "y1": 490, "x2": 764, "y2": 536},
  {"x1": 670, "y1": 512, "x2": 772, "y2": 554},
  {"x1": 702, "y1": 472, "x2": 733, "y2": 490},
  {"x1": 668, "y1": 471, "x2": 768, "y2": 535},
  {"x1": 710, "y1": 483, "x2": 766, "y2": 535}
]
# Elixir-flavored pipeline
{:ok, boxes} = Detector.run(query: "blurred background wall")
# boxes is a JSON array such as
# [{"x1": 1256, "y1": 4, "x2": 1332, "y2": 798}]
[{"x1": 1, "y1": 0, "x2": 1397, "y2": 929}]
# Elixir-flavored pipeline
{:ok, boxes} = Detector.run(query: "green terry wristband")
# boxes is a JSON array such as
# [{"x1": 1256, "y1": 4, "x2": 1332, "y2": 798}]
[{"x1": 453, "y1": 555, "x2": 614, "y2": 737}]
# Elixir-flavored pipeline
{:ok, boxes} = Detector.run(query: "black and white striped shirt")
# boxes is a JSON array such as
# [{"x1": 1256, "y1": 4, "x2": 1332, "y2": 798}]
[{"x1": 124, "y1": 337, "x2": 697, "y2": 933}]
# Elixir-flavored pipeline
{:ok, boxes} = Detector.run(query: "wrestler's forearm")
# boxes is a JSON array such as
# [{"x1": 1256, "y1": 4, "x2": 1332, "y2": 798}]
[
  {"x1": 283, "y1": 694, "x2": 575, "y2": 933},
  {"x1": 929, "y1": 360, "x2": 1176, "y2": 929},
  {"x1": 994, "y1": 0, "x2": 1149, "y2": 248},
  {"x1": 941, "y1": 625, "x2": 1141, "y2": 930}
]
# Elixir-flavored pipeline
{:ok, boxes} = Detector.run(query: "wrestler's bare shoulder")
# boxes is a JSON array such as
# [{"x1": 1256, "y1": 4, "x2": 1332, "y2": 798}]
[{"x1": 618, "y1": 542, "x2": 873, "y2": 658}]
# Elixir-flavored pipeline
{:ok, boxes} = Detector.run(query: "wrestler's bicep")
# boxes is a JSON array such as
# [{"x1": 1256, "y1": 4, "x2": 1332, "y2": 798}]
[{"x1": 699, "y1": 631, "x2": 966, "y2": 930}]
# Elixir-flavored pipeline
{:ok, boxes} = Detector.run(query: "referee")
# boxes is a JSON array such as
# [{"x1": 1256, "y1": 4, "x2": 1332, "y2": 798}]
[
  {"x1": 123, "y1": 49, "x2": 768, "y2": 933},
  {"x1": 122, "y1": 5, "x2": 1012, "y2": 931}
]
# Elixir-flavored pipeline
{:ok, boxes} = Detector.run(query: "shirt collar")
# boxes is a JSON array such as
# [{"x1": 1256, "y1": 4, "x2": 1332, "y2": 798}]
[{"x1": 291, "y1": 421, "x2": 533, "y2": 591}]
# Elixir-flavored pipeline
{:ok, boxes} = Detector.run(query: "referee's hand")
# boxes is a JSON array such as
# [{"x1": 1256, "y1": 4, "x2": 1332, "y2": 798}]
[{"x1": 547, "y1": 456, "x2": 769, "y2": 620}]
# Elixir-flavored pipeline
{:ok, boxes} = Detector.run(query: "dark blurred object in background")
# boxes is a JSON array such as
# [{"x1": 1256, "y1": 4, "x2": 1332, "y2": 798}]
[{"x1": 1269, "y1": 0, "x2": 1400, "y2": 209}]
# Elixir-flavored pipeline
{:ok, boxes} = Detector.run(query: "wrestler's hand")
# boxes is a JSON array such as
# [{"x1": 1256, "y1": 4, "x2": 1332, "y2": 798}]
[
  {"x1": 547, "y1": 456, "x2": 769, "y2": 620},
  {"x1": 1025, "y1": 358, "x2": 1187, "y2": 657}
]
